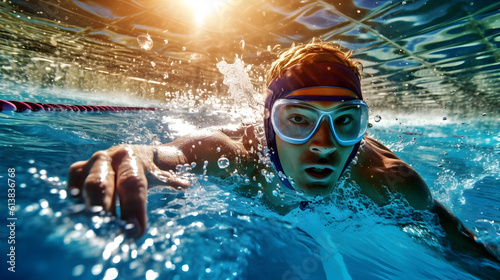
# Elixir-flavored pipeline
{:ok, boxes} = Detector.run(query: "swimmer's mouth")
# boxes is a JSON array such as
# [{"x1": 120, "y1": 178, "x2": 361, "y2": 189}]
[{"x1": 305, "y1": 167, "x2": 334, "y2": 180}]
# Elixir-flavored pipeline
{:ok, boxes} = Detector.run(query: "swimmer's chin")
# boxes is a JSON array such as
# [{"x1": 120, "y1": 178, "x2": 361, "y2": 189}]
[{"x1": 294, "y1": 183, "x2": 334, "y2": 198}]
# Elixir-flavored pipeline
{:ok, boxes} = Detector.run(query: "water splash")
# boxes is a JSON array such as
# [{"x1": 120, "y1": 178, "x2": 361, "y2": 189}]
[{"x1": 216, "y1": 57, "x2": 263, "y2": 112}]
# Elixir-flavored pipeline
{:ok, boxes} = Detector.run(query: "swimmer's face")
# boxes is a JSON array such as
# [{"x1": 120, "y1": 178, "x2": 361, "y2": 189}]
[{"x1": 275, "y1": 88, "x2": 358, "y2": 196}]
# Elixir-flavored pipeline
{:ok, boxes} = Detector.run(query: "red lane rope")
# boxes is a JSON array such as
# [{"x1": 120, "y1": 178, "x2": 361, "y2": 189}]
[{"x1": 0, "y1": 100, "x2": 160, "y2": 112}]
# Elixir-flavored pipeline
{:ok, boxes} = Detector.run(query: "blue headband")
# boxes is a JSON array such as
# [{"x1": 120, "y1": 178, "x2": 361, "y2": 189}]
[{"x1": 264, "y1": 62, "x2": 363, "y2": 190}]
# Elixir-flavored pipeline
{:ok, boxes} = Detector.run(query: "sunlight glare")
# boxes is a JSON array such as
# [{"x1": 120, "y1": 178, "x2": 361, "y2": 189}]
[{"x1": 183, "y1": 0, "x2": 227, "y2": 25}]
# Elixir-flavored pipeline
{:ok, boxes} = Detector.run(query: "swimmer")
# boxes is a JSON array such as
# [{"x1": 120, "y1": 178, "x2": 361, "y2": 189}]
[{"x1": 68, "y1": 41, "x2": 499, "y2": 265}]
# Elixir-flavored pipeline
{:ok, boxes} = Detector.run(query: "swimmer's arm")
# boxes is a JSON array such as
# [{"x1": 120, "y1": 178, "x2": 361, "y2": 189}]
[
  {"x1": 431, "y1": 200, "x2": 499, "y2": 262},
  {"x1": 67, "y1": 130, "x2": 248, "y2": 238},
  {"x1": 355, "y1": 138, "x2": 498, "y2": 261},
  {"x1": 154, "y1": 130, "x2": 250, "y2": 178},
  {"x1": 377, "y1": 152, "x2": 499, "y2": 261}
]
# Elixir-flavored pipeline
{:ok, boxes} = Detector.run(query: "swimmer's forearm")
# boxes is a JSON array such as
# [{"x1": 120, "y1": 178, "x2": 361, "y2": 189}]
[
  {"x1": 432, "y1": 200, "x2": 499, "y2": 262},
  {"x1": 151, "y1": 145, "x2": 189, "y2": 172}
]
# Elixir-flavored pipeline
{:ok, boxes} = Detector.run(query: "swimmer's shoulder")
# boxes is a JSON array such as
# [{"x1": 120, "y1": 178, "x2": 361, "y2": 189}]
[{"x1": 351, "y1": 136, "x2": 433, "y2": 210}]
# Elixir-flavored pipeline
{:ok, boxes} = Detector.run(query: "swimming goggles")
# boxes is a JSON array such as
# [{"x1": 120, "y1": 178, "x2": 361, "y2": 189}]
[{"x1": 271, "y1": 99, "x2": 369, "y2": 146}]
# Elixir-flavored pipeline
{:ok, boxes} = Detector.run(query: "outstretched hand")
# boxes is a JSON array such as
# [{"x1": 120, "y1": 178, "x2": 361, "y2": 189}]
[{"x1": 67, "y1": 145, "x2": 190, "y2": 238}]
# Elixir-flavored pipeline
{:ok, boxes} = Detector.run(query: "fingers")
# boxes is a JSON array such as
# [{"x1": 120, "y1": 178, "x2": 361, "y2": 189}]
[
  {"x1": 67, "y1": 161, "x2": 87, "y2": 197},
  {"x1": 148, "y1": 169, "x2": 191, "y2": 190},
  {"x1": 68, "y1": 145, "x2": 190, "y2": 238},
  {"x1": 82, "y1": 151, "x2": 116, "y2": 213},
  {"x1": 113, "y1": 147, "x2": 149, "y2": 238}
]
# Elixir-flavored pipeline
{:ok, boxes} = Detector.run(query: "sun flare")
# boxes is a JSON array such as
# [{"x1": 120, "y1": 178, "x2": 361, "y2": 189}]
[{"x1": 182, "y1": 0, "x2": 228, "y2": 26}]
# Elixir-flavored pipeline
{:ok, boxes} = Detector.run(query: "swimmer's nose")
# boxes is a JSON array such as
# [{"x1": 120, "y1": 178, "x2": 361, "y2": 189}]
[{"x1": 309, "y1": 119, "x2": 337, "y2": 154}]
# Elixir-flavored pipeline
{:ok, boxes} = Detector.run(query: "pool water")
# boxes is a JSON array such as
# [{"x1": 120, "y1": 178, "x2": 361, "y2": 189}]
[{"x1": 1, "y1": 82, "x2": 499, "y2": 280}]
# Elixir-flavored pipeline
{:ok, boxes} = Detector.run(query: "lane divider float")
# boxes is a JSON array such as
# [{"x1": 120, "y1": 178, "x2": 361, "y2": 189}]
[{"x1": 0, "y1": 100, "x2": 159, "y2": 112}]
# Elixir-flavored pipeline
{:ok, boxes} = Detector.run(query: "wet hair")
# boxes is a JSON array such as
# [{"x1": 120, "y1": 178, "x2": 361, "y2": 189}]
[{"x1": 266, "y1": 40, "x2": 363, "y2": 87}]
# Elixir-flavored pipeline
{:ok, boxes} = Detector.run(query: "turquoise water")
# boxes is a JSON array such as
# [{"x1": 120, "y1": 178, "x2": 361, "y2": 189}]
[{"x1": 1, "y1": 84, "x2": 499, "y2": 280}]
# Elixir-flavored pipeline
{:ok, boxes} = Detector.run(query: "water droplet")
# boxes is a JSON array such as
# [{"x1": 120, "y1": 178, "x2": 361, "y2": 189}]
[
  {"x1": 442, "y1": 117, "x2": 447, "y2": 121},
  {"x1": 240, "y1": 39, "x2": 245, "y2": 49},
  {"x1": 257, "y1": 190, "x2": 263, "y2": 198},
  {"x1": 374, "y1": 115, "x2": 382, "y2": 122},
  {"x1": 482, "y1": 113, "x2": 487, "y2": 116},
  {"x1": 72, "y1": 264, "x2": 85, "y2": 277},
  {"x1": 191, "y1": 162, "x2": 196, "y2": 168},
  {"x1": 103, "y1": 268, "x2": 118, "y2": 280},
  {"x1": 272, "y1": 190, "x2": 278, "y2": 196},
  {"x1": 150, "y1": 61, "x2": 156, "y2": 67},
  {"x1": 146, "y1": 270, "x2": 159, "y2": 280},
  {"x1": 91, "y1": 264, "x2": 103, "y2": 276},
  {"x1": 137, "y1": 34, "x2": 153, "y2": 50},
  {"x1": 182, "y1": 46, "x2": 186, "y2": 51},
  {"x1": 164, "y1": 39, "x2": 168, "y2": 44},
  {"x1": 39, "y1": 199, "x2": 49, "y2": 208},
  {"x1": 216, "y1": 147, "x2": 221, "y2": 153},
  {"x1": 217, "y1": 157, "x2": 230, "y2": 169}
]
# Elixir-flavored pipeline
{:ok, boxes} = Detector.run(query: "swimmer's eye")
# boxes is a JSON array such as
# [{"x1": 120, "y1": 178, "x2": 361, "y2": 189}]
[
  {"x1": 289, "y1": 115, "x2": 310, "y2": 125},
  {"x1": 335, "y1": 116, "x2": 353, "y2": 125}
]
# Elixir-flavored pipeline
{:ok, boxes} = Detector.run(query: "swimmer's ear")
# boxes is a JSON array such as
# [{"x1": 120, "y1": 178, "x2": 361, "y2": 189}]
[{"x1": 264, "y1": 108, "x2": 271, "y2": 119}]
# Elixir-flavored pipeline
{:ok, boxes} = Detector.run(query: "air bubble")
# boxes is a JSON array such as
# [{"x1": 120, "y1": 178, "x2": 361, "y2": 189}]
[
  {"x1": 137, "y1": 34, "x2": 153, "y2": 50},
  {"x1": 217, "y1": 157, "x2": 230, "y2": 169},
  {"x1": 374, "y1": 115, "x2": 382, "y2": 122},
  {"x1": 442, "y1": 117, "x2": 447, "y2": 121}
]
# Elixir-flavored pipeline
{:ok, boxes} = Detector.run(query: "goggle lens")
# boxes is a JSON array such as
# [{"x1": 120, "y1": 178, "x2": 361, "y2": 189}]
[{"x1": 271, "y1": 99, "x2": 368, "y2": 145}]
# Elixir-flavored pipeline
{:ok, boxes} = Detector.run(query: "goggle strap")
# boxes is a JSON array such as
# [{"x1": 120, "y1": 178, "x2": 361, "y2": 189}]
[{"x1": 284, "y1": 95, "x2": 358, "y2": 102}]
